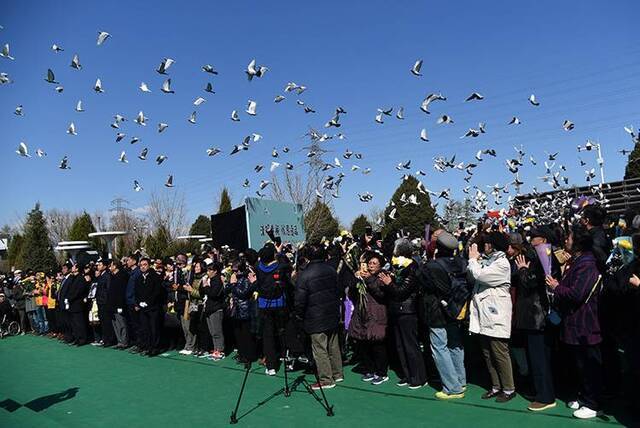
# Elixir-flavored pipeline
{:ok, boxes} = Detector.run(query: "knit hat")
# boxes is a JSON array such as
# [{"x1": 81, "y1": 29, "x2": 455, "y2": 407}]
[{"x1": 436, "y1": 231, "x2": 458, "y2": 251}]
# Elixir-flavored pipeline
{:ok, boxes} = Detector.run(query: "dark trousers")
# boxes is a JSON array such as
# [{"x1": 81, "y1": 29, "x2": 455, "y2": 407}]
[
  {"x1": 260, "y1": 309, "x2": 288, "y2": 370},
  {"x1": 233, "y1": 318, "x2": 257, "y2": 362},
  {"x1": 127, "y1": 305, "x2": 141, "y2": 346},
  {"x1": 570, "y1": 343, "x2": 603, "y2": 411},
  {"x1": 69, "y1": 311, "x2": 87, "y2": 344},
  {"x1": 60, "y1": 310, "x2": 73, "y2": 342},
  {"x1": 359, "y1": 340, "x2": 388, "y2": 377},
  {"x1": 45, "y1": 308, "x2": 57, "y2": 333},
  {"x1": 17, "y1": 309, "x2": 28, "y2": 333},
  {"x1": 392, "y1": 314, "x2": 426, "y2": 386},
  {"x1": 98, "y1": 305, "x2": 115, "y2": 345},
  {"x1": 139, "y1": 308, "x2": 163, "y2": 352},
  {"x1": 527, "y1": 331, "x2": 555, "y2": 403}
]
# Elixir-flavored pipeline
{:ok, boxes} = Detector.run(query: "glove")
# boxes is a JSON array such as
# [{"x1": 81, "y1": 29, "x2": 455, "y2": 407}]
[
  {"x1": 139, "y1": 302, "x2": 148, "y2": 308},
  {"x1": 117, "y1": 308, "x2": 123, "y2": 314}
]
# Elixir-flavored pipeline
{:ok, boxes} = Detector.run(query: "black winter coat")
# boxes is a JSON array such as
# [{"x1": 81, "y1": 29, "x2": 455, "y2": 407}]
[
  {"x1": 229, "y1": 276, "x2": 255, "y2": 320},
  {"x1": 513, "y1": 247, "x2": 561, "y2": 331},
  {"x1": 421, "y1": 256, "x2": 468, "y2": 328},
  {"x1": 67, "y1": 274, "x2": 90, "y2": 313},
  {"x1": 95, "y1": 271, "x2": 109, "y2": 305},
  {"x1": 294, "y1": 260, "x2": 340, "y2": 334},
  {"x1": 203, "y1": 275, "x2": 225, "y2": 315},
  {"x1": 106, "y1": 269, "x2": 129, "y2": 311},
  {"x1": 135, "y1": 270, "x2": 165, "y2": 310},
  {"x1": 590, "y1": 227, "x2": 611, "y2": 274},
  {"x1": 386, "y1": 262, "x2": 420, "y2": 316}
]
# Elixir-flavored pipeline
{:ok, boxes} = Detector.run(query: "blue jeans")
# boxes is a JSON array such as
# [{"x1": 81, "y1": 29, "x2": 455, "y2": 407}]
[
  {"x1": 35, "y1": 306, "x2": 48, "y2": 333},
  {"x1": 430, "y1": 324, "x2": 466, "y2": 394}
]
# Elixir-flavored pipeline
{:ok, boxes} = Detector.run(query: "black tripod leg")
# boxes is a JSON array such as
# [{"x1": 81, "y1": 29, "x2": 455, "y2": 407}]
[
  {"x1": 230, "y1": 363, "x2": 251, "y2": 424},
  {"x1": 310, "y1": 364, "x2": 334, "y2": 416}
]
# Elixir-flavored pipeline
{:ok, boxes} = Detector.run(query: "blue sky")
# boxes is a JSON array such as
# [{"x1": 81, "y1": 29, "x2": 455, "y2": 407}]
[{"x1": 1, "y1": 0, "x2": 639, "y2": 229}]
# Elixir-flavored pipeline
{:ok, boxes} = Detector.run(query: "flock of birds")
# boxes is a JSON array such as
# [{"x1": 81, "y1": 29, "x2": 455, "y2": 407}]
[{"x1": 4, "y1": 30, "x2": 640, "y2": 226}]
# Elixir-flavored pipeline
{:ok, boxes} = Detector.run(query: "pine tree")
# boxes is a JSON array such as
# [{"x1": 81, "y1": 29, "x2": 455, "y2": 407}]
[
  {"x1": 189, "y1": 215, "x2": 211, "y2": 236},
  {"x1": 145, "y1": 225, "x2": 171, "y2": 258},
  {"x1": 351, "y1": 214, "x2": 371, "y2": 237},
  {"x1": 21, "y1": 203, "x2": 58, "y2": 272},
  {"x1": 7, "y1": 233, "x2": 25, "y2": 269},
  {"x1": 624, "y1": 142, "x2": 640, "y2": 179},
  {"x1": 304, "y1": 201, "x2": 340, "y2": 242},
  {"x1": 382, "y1": 176, "x2": 437, "y2": 239},
  {"x1": 218, "y1": 188, "x2": 232, "y2": 213}
]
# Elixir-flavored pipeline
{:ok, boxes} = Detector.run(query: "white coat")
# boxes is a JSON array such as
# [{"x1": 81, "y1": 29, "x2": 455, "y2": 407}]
[{"x1": 468, "y1": 251, "x2": 512, "y2": 339}]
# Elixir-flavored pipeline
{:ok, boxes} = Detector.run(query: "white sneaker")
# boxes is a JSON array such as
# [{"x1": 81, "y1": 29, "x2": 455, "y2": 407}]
[
  {"x1": 265, "y1": 369, "x2": 277, "y2": 376},
  {"x1": 182, "y1": 350, "x2": 193, "y2": 356},
  {"x1": 567, "y1": 400, "x2": 580, "y2": 410},
  {"x1": 573, "y1": 406, "x2": 601, "y2": 419}
]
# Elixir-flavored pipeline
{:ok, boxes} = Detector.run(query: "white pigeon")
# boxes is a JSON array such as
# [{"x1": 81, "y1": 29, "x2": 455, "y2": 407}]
[
  {"x1": 206, "y1": 147, "x2": 221, "y2": 156},
  {"x1": 75, "y1": 100, "x2": 84, "y2": 112},
  {"x1": 51, "y1": 44, "x2": 64, "y2": 52},
  {"x1": 94, "y1": 78, "x2": 104, "y2": 93},
  {"x1": 158, "y1": 122, "x2": 169, "y2": 133},
  {"x1": 14, "y1": 105, "x2": 23, "y2": 116},
  {"x1": 410, "y1": 59, "x2": 423, "y2": 76},
  {"x1": 396, "y1": 107, "x2": 405, "y2": 120},
  {"x1": 508, "y1": 116, "x2": 522, "y2": 125},
  {"x1": 55, "y1": 86, "x2": 64, "y2": 93},
  {"x1": 138, "y1": 148, "x2": 148, "y2": 160},
  {"x1": 274, "y1": 95, "x2": 285, "y2": 103},
  {"x1": 420, "y1": 128, "x2": 429, "y2": 142},
  {"x1": 529, "y1": 94, "x2": 540, "y2": 106},
  {"x1": 133, "y1": 180, "x2": 143, "y2": 192},
  {"x1": 164, "y1": 175, "x2": 174, "y2": 188},
  {"x1": 1, "y1": 43, "x2": 14, "y2": 60},
  {"x1": 16, "y1": 142, "x2": 30, "y2": 157},
  {"x1": 36, "y1": 149, "x2": 46, "y2": 157},
  {"x1": 231, "y1": 110, "x2": 240, "y2": 122},
  {"x1": 139, "y1": 82, "x2": 152, "y2": 93},
  {"x1": 334, "y1": 157, "x2": 342, "y2": 168},
  {"x1": 246, "y1": 59, "x2": 268, "y2": 80},
  {"x1": 193, "y1": 97, "x2": 206, "y2": 106},
  {"x1": 375, "y1": 112, "x2": 384, "y2": 124},
  {"x1": 388, "y1": 207, "x2": 397, "y2": 220},
  {"x1": 70, "y1": 53, "x2": 81, "y2": 69},
  {"x1": 246, "y1": 100, "x2": 257, "y2": 116},
  {"x1": 96, "y1": 31, "x2": 111, "y2": 46},
  {"x1": 188, "y1": 111, "x2": 196, "y2": 124},
  {"x1": 67, "y1": 122, "x2": 77, "y2": 135},
  {"x1": 562, "y1": 120, "x2": 575, "y2": 131},
  {"x1": 270, "y1": 161, "x2": 280, "y2": 172},
  {"x1": 0, "y1": 72, "x2": 11, "y2": 84},
  {"x1": 115, "y1": 133, "x2": 125, "y2": 142},
  {"x1": 161, "y1": 78, "x2": 174, "y2": 93},
  {"x1": 259, "y1": 180, "x2": 270, "y2": 190},
  {"x1": 156, "y1": 58, "x2": 175, "y2": 74},
  {"x1": 119, "y1": 151, "x2": 128, "y2": 163},
  {"x1": 202, "y1": 64, "x2": 218, "y2": 74},
  {"x1": 134, "y1": 111, "x2": 148, "y2": 126},
  {"x1": 156, "y1": 155, "x2": 168, "y2": 165}
]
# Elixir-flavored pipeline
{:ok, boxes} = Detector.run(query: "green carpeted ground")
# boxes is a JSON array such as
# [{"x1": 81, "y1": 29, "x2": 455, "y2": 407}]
[{"x1": 0, "y1": 335, "x2": 631, "y2": 427}]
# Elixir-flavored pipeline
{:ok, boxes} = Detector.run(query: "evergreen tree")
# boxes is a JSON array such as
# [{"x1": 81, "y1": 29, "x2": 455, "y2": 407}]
[
  {"x1": 218, "y1": 188, "x2": 232, "y2": 213},
  {"x1": 351, "y1": 214, "x2": 371, "y2": 237},
  {"x1": 7, "y1": 233, "x2": 25, "y2": 269},
  {"x1": 441, "y1": 199, "x2": 476, "y2": 232},
  {"x1": 145, "y1": 226, "x2": 171, "y2": 258},
  {"x1": 624, "y1": 142, "x2": 640, "y2": 179},
  {"x1": 382, "y1": 176, "x2": 437, "y2": 239},
  {"x1": 189, "y1": 215, "x2": 211, "y2": 236},
  {"x1": 67, "y1": 211, "x2": 105, "y2": 253},
  {"x1": 304, "y1": 201, "x2": 340, "y2": 242},
  {"x1": 21, "y1": 203, "x2": 58, "y2": 272}
]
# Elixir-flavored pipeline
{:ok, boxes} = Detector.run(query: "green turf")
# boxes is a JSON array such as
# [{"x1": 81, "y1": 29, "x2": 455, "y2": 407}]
[{"x1": 0, "y1": 335, "x2": 630, "y2": 427}]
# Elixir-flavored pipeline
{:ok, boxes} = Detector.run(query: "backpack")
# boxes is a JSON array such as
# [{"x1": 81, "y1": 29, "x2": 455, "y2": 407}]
[{"x1": 434, "y1": 258, "x2": 471, "y2": 321}]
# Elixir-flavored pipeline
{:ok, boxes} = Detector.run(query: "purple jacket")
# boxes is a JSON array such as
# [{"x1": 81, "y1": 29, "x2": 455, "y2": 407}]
[{"x1": 553, "y1": 252, "x2": 601, "y2": 346}]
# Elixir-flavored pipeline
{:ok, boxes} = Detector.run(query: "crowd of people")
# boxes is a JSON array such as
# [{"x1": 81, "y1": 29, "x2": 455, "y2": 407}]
[{"x1": 1, "y1": 203, "x2": 639, "y2": 421}]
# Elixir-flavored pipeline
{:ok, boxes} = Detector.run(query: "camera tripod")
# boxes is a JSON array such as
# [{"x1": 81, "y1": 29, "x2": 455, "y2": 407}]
[{"x1": 229, "y1": 318, "x2": 334, "y2": 424}]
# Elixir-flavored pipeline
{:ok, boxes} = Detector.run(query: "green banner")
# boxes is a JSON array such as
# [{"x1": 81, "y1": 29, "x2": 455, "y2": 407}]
[{"x1": 244, "y1": 197, "x2": 306, "y2": 248}]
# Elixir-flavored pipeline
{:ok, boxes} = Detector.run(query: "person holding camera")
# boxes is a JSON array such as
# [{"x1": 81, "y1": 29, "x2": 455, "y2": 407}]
[
  {"x1": 228, "y1": 260, "x2": 257, "y2": 364},
  {"x1": 201, "y1": 261, "x2": 226, "y2": 360}
]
